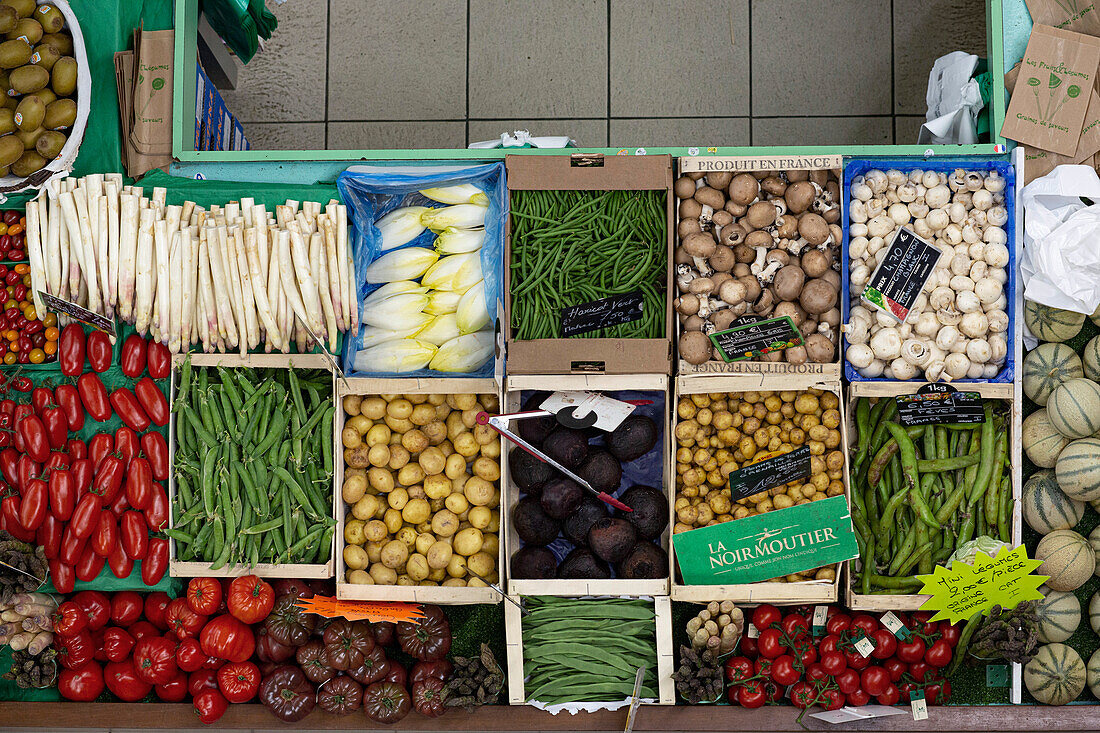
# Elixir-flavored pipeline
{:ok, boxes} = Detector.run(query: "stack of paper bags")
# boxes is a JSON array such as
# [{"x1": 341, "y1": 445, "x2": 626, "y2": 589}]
[{"x1": 113, "y1": 27, "x2": 173, "y2": 178}]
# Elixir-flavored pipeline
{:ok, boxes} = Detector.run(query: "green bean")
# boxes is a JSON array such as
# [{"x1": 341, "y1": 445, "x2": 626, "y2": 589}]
[
  {"x1": 916, "y1": 453, "x2": 979, "y2": 472},
  {"x1": 984, "y1": 432, "x2": 1007, "y2": 530},
  {"x1": 868, "y1": 574, "x2": 923, "y2": 589},
  {"x1": 884, "y1": 423, "x2": 919, "y2": 492},
  {"x1": 966, "y1": 403, "x2": 996, "y2": 507},
  {"x1": 945, "y1": 612, "x2": 983, "y2": 677}
]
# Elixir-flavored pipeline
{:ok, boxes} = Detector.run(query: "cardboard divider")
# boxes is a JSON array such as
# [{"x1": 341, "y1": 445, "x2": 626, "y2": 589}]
[
  {"x1": 166, "y1": 353, "x2": 336, "y2": 578},
  {"x1": 334, "y1": 377, "x2": 505, "y2": 604},
  {"x1": 502, "y1": 373, "x2": 672, "y2": 597},
  {"x1": 503, "y1": 154, "x2": 674, "y2": 375},
  {"x1": 669, "y1": 377, "x2": 849, "y2": 604}
]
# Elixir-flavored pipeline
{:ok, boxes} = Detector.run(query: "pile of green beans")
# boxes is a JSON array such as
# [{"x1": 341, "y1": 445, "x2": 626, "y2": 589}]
[
  {"x1": 849, "y1": 397, "x2": 1011, "y2": 595},
  {"x1": 167, "y1": 358, "x2": 337, "y2": 569},
  {"x1": 510, "y1": 189, "x2": 667, "y2": 339},
  {"x1": 522, "y1": 597, "x2": 658, "y2": 704}
]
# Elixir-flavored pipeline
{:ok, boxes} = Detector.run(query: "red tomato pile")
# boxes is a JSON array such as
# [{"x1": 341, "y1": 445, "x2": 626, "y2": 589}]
[
  {"x1": 0, "y1": 329, "x2": 172, "y2": 590},
  {"x1": 55, "y1": 577, "x2": 276, "y2": 725},
  {"x1": 724, "y1": 605, "x2": 961, "y2": 711}
]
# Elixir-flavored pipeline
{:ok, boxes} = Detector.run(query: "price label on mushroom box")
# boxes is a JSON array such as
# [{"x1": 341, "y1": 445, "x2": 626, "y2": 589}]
[
  {"x1": 861, "y1": 227, "x2": 941, "y2": 322},
  {"x1": 708, "y1": 315, "x2": 802, "y2": 362}
]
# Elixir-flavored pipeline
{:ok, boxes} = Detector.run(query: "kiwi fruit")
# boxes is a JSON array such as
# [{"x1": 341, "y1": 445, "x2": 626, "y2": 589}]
[
  {"x1": 34, "y1": 4, "x2": 63, "y2": 34},
  {"x1": 30, "y1": 42, "x2": 58, "y2": 70},
  {"x1": 10, "y1": 149, "x2": 43, "y2": 177},
  {"x1": 13, "y1": 93, "x2": 41, "y2": 130},
  {"x1": 49, "y1": 54, "x2": 72, "y2": 95},
  {"x1": 42, "y1": 97, "x2": 72, "y2": 129},
  {"x1": 34, "y1": 128, "x2": 62, "y2": 158},
  {"x1": 38, "y1": 32, "x2": 70, "y2": 56},
  {"x1": 0, "y1": 107, "x2": 13, "y2": 136},
  {"x1": 10, "y1": 63, "x2": 46, "y2": 93},
  {"x1": 0, "y1": 38, "x2": 30, "y2": 69},
  {"x1": 0, "y1": 0, "x2": 34, "y2": 19},
  {"x1": 0, "y1": 5, "x2": 15, "y2": 33},
  {"x1": 12, "y1": 17, "x2": 42, "y2": 45},
  {"x1": 14, "y1": 124, "x2": 39, "y2": 147},
  {"x1": 0, "y1": 134, "x2": 23, "y2": 167},
  {"x1": 31, "y1": 86, "x2": 52, "y2": 105}
]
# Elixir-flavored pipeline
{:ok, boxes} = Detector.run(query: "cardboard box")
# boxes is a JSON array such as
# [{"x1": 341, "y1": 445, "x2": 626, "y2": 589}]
[
  {"x1": 167, "y1": 353, "x2": 336, "y2": 578},
  {"x1": 669, "y1": 377, "x2": 851, "y2": 604},
  {"x1": 504, "y1": 154, "x2": 674, "y2": 375},
  {"x1": 502, "y1": 373, "x2": 672, "y2": 597},
  {"x1": 674, "y1": 156, "x2": 844, "y2": 384},
  {"x1": 843, "y1": 381, "x2": 1021, "y2": 611},
  {"x1": 334, "y1": 377, "x2": 505, "y2": 604},
  {"x1": 505, "y1": 594, "x2": 675, "y2": 707}
]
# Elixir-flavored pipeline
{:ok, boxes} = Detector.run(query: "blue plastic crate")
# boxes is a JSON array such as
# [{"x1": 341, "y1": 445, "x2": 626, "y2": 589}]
[{"x1": 841, "y1": 158, "x2": 1016, "y2": 383}]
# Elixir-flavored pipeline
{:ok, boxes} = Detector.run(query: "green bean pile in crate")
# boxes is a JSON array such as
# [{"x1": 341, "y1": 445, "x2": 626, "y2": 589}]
[
  {"x1": 510, "y1": 190, "x2": 666, "y2": 339},
  {"x1": 849, "y1": 397, "x2": 1011, "y2": 595},
  {"x1": 522, "y1": 596, "x2": 658, "y2": 704},
  {"x1": 168, "y1": 359, "x2": 337, "y2": 569}
]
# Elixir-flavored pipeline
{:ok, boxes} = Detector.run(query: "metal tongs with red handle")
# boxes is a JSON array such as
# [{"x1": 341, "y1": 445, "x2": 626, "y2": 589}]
[{"x1": 476, "y1": 399, "x2": 652, "y2": 512}]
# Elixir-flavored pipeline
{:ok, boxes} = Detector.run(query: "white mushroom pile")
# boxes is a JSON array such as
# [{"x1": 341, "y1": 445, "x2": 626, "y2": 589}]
[
  {"x1": 673, "y1": 169, "x2": 843, "y2": 366},
  {"x1": 846, "y1": 168, "x2": 1010, "y2": 381}
]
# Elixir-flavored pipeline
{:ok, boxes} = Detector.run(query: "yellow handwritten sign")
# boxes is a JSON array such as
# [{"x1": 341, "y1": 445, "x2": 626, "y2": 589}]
[{"x1": 916, "y1": 546, "x2": 1047, "y2": 625}]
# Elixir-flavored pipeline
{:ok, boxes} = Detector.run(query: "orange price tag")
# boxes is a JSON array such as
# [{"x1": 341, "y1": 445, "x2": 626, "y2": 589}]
[{"x1": 293, "y1": 596, "x2": 426, "y2": 624}]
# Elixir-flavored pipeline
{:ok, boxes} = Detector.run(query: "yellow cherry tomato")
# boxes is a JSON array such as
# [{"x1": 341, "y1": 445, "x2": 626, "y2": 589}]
[
  {"x1": 28, "y1": 348, "x2": 44, "y2": 364},
  {"x1": 43, "y1": 341, "x2": 56, "y2": 356},
  {"x1": 43, "y1": 326, "x2": 57, "y2": 341},
  {"x1": 41, "y1": 312, "x2": 56, "y2": 327},
  {"x1": 13, "y1": 264, "x2": 27, "y2": 275},
  {"x1": 3, "y1": 352, "x2": 14, "y2": 365},
  {"x1": 22, "y1": 306, "x2": 34, "y2": 321}
]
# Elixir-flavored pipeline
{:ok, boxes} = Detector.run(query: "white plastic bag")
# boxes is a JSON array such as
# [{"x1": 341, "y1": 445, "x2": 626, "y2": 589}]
[{"x1": 918, "y1": 51, "x2": 984, "y2": 145}]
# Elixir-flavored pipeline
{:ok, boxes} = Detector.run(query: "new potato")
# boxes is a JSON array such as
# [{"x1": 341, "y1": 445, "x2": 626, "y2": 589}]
[{"x1": 342, "y1": 392, "x2": 501, "y2": 586}]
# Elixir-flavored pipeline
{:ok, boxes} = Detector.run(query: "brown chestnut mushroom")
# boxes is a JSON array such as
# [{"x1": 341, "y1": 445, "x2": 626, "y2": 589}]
[
  {"x1": 687, "y1": 277, "x2": 715, "y2": 295},
  {"x1": 820, "y1": 269, "x2": 841, "y2": 291},
  {"x1": 798, "y1": 213, "x2": 830, "y2": 246},
  {"x1": 711, "y1": 271, "x2": 733, "y2": 289},
  {"x1": 674, "y1": 247, "x2": 693, "y2": 265},
  {"x1": 761, "y1": 349, "x2": 783, "y2": 362},
  {"x1": 709, "y1": 245, "x2": 737, "y2": 272},
  {"x1": 819, "y1": 308, "x2": 841, "y2": 328},
  {"x1": 674, "y1": 176, "x2": 697, "y2": 199},
  {"x1": 728, "y1": 174, "x2": 759, "y2": 206},
  {"x1": 799, "y1": 278, "x2": 837, "y2": 315},
  {"x1": 745, "y1": 201, "x2": 777, "y2": 229},
  {"x1": 679, "y1": 198, "x2": 702, "y2": 220},
  {"x1": 732, "y1": 263, "x2": 752, "y2": 278},
  {"x1": 784, "y1": 345, "x2": 808, "y2": 365},
  {"x1": 823, "y1": 207, "x2": 841, "y2": 224},
  {"x1": 786, "y1": 169, "x2": 810, "y2": 182},
  {"x1": 738, "y1": 275, "x2": 762, "y2": 302},
  {"x1": 725, "y1": 201, "x2": 748, "y2": 217},
  {"x1": 772, "y1": 265, "x2": 806, "y2": 302},
  {"x1": 745, "y1": 230, "x2": 773, "y2": 248},
  {"x1": 809, "y1": 169, "x2": 828, "y2": 187},
  {"x1": 804, "y1": 332, "x2": 835, "y2": 363},
  {"x1": 800, "y1": 248, "x2": 832, "y2": 278},
  {"x1": 761, "y1": 176, "x2": 787, "y2": 196},
  {"x1": 733, "y1": 245, "x2": 755, "y2": 264},
  {"x1": 753, "y1": 289, "x2": 776, "y2": 315},
  {"x1": 719, "y1": 223, "x2": 747, "y2": 247},
  {"x1": 765, "y1": 250, "x2": 790, "y2": 266},
  {"x1": 680, "y1": 330, "x2": 712, "y2": 365},
  {"x1": 687, "y1": 171, "x2": 705, "y2": 180},
  {"x1": 775, "y1": 215, "x2": 799, "y2": 239},
  {"x1": 828, "y1": 224, "x2": 843, "y2": 246},
  {"x1": 675, "y1": 294, "x2": 700, "y2": 316},
  {"x1": 773, "y1": 300, "x2": 805, "y2": 328},
  {"x1": 694, "y1": 186, "x2": 726, "y2": 210},
  {"x1": 712, "y1": 210, "x2": 734, "y2": 228},
  {"x1": 719, "y1": 278, "x2": 748, "y2": 304},
  {"x1": 683, "y1": 315, "x2": 706, "y2": 332},
  {"x1": 705, "y1": 171, "x2": 733, "y2": 190},
  {"x1": 682, "y1": 231, "x2": 718, "y2": 259},
  {"x1": 677, "y1": 218, "x2": 702, "y2": 239},
  {"x1": 711, "y1": 309, "x2": 739, "y2": 331},
  {"x1": 784, "y1": 181, "x2": 816, "y2": 214}
]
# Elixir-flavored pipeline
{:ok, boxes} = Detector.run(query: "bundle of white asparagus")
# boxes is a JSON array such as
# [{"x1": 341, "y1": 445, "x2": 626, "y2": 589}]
[{"x1": 20, "y1": 173, "x2": 357, "y2": 355}]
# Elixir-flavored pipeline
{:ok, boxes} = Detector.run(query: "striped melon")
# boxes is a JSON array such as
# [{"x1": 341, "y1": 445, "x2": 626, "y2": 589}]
[
  {"x1": 1023, "y1": 470, "x2": 1085, "y2": 533},
  {"x1": 1091, "y1": 303, "x2": 1100, "y2": 327},
  {"x1": 1055, "y1": 437, "x2": 1100, "y2": 501},
  {"x1": 1047, "y1": 378, "x2": 1100, "y2": 439},
  {"x1": 1090, "y1": 526, "x2": 1100, "y2": 577},
  {"x1": 1090, "y1": 592, "x2": 1100, "y2": 634},
  {"x1": 1035, "y1": 529, "x2": 1096, "y2": 591},
  {"x1": 1026, "y1": 300, "x2": 1086, "y2": 343},
  {"x1": 1084, "y1": 336, "x2": 1100, "y2": 383},
  {"x1": 1025, "y1": 643, "x2": 1086, "y2": 705},
  {"x1": 1024, "y1": 410, "x2": 1072, "y2": 469},
  {"x1": 1024, "y1": 343, "x2": 1084, "y2": 406},
  {"x1": 1088, "y1": 649, "x2": 1100, "y2": 699},
  {"x1": 1035, "y1": 587, "x2": 1082, "y2": 643},
  {"x1": 1092, "y1": 497, "x2": 1100, "y2": 514}
]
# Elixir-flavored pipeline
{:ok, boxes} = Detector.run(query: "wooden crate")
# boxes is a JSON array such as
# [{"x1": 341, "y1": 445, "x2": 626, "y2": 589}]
[
  {"x1": 843, "y1": 380, "x2": 1022, "y2": 612},
  {"x1": 505, "y1": 594, "x2": 675, "y2": 707},
  {"x1": 669, "y1": 376, "x2": 849, "y2": 604},
  {"x1": 167, "y1": 353, "x2": 336, "y2": 578},
  {"x1": 502, "y1": 373, "x2": 672, "y2": 597},
  {"x1": 674, "y1": 156, "x2": 844, "y2": 383},
  {"x1": 334, "y1": 377, "x2": 505, "y2": 604}
]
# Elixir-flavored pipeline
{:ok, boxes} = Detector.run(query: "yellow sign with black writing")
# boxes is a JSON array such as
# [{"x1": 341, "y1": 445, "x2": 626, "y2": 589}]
[{"x1": 916, "y1": 546, "x2": 1047, "y2": 625}]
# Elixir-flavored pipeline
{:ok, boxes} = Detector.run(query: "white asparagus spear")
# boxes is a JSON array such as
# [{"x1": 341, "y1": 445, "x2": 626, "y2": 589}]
[
  {"x1": 181, "y1": 228, "x2": 195, "y2": 352},
  {"x1": 198, "y1": 238, "x2": 219, "y2": 350},
  {"x1": 231, "y1": 227, "x2": 258, "y2": 350},
  {"x1": 167, "y1": 229, "x2": 181, "y2": 352},
  {"x1": 215, "y1": 224, "x2": 242, "y2": 323},
  {"x1": 252, "y1": 206, "x2": 269, "y2": 279},
  {"x1": 35, "y1": 193, "x2": 49, "y2": 296},
  {"x1": 117, "y1": 194, "x2": 138, "y2": 319},
  {"x1": 57, "y1": 187, "x2": 70, "y2": 300},
  {"x1": 72, "y1": 187, "x2": 100, "y2": 313},
  {"x1": 58, "y1": 191, "x2": 88, "y2": 306},
  {"x1": 105, "y1": 173, "x2": 123, "y2": 187},
  {"x1": 312, "y1": 231, "x2": 338, "y2": 347},
  {"x1": 180, "y1": 201, "x2": 195, "y2": 229},
  {"x1": 131, "y1": 186, "x2": 143, "y2": 199},
  {"x1": 151, "y1": 186, "x2": 166, "y2": 216},
  {"x1": 275, "y1": 228, "x2": 311, "y2": 331},
  {"x1": 244, "y1": 227, "x2": 283, "y2": 351},
  {"x1": 294, "y1": 316, "x2": 306, "y2": 352},
  {"x1": 153, "y1": 218, "x2": 171, "y2": 339},
  {"x1": 24, "y1": 198, "x2": 45, "y2": 316},
  {"x1": 204, "y1": 225, "x2": 238, "y2": 346},
  {"x1": 320, "y1": 214, "x2": 344, "y2": 330},
  {"x1": 134, "y1": 209, "x2": 155, "y2": 334},
  {"x1": 220, "y1": 225, "x2": 248, "y2": 352},
  {"x1": 286, "y1": 200, "x2": 299, "y2": 216},
  {"x1": 337, "y1": 204, "x2": 354, "y2": 332},
  {"x1": 85, "y1": 174, "x2": 103, "y2": 200},
  {"x1": 105, "y1": 181, "x2": 120, "y2": 310},
  {"x1": 266, "y1": 232, "x2": 285, "y2": 353},
  {"x1": 94, "y1": 197, "x2": 111, "y2": 316},
  {"x1": 241, "y1": 198, "x2": 254, "y2": 227},
  {"x1": 45, "y1": 184, "x2": 61, "y2": 296},
  {"x1": 165, "y1": 204, "x2": 182, "y2": 236},
  {"x1": 287, "y1": 222, "x2": 325, "y2": 334}
]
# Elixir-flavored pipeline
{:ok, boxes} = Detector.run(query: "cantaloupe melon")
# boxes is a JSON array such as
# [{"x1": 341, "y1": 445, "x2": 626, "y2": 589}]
[
  {"x1": 1088, "y1": 649, "x2": 1100, "y2": 699},
  {"x1": 1047, "y1": 378, "x2": 1100, "y2": 439},
  {"x1": 1092, "y1": 497, "x2": 1100, "y2": 515},
  {"x1": 1035, "y1": 530, "x2": 1095, "y2": 591},
  {"x1": 1090, "y1": 526, "x2": 1100, "y2": 577},
  {"x1": 1026, "y1": 300, "x2": 1086, "y2": 343},
  {"x1": 1026, "y1": 643, "x2": 1086, "y2": 705},
  {"x1": 1083, "y1": 336, "x2": 1100, "y2": 383},
  {"x1": 1090, "y1": 592, "x2": 1100, "y2": 634},
  {"x1": 1035, "y1": 587, "x2": 1082, "y2": 643},
  {"x1": 1091, "y1": 303, "x2": 1100, "y2": 328},
  {"x1": 1023, "y1": 470, "x2": 1085, "y2": 533},
  {"x1": 1024, "y1": 410, "x2": 1072, "y2": 469},
  {"x1": 1055, "y1": 437, "x2": 1100, "y2": 501},
  {"x1": 1025, "y1": 343, "x2": 1084, "y2": 406}
]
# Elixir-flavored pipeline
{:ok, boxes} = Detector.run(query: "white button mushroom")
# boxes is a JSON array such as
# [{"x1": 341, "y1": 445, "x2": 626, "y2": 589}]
[
  {"x1": 944, "y1": 352, "x2": 971, "y2": 379},
  {"x1": 929, "y1": 285, "x2": 955, "y2": 311},
  {"x1": 922, "y1": 171, "x2": 942, "y2": 189},
  {"x1": 984, "y1": 170, "x2": 1006, "y2": 192},
  {"x1": 971, "y1": 188, "x2": 993, "y2": 211},
  {"x1": 865, "y1": 169, "x2": 889, "y2": 194},
  {"x1": 846, "y1": 343, "x2": 874, "y2": 369},
  {"x1": 959, "y1": 311, "x2": 989, "y2": 338},
  {"x1": 986, "y1": 205, "x2": 1008, "y2": 227},
  {"x1": 965, "y1": 338, "x2": 992, "y2": 364},
  {"x1": 912, "y1": 218, "x2": 933, "y2": 239},
  {"x1": 969, "y1": 260, "x2": 989, "y2": 283},
  {"x1": 926, "y1": 208, "x2": 949, "y2": 231},
  {"x1": 908, "y1": 201, "x2": 930, "y2": 219},
  {"x1": 860, "y1": 359, "x2": 886, "y2": 377},
  {"x1": 983, "y1": 226, "x2": 1007, "y2": 246},
  {"x1": 891, "y1": 357, "x2": 919, "y2": 380},
  {"x1": 850, "y1": 222, "x2": 869, "y2": 238},
  {"x1": 849, "y1": 200, "x2": 868, "y2": 223},
  {"x1": 935, "y1": 325, "x2": 961, "y2": 350},
  {"x1": 869, "y1": 327, "x2": 903, "y2": 361},
  {"x1": 982, "y1": 363, "x2": 999, "y2": 378},
  {"x1": 849, "y1": 236, "x2": 869, "y2": 259},
  {"x1": 887, "y1": 169, "x2": 908, "y2": 186},
  {"x1": 915, "y1": 312, "x2": 940, "y2": 337},
  {"x1": 949, "y1": 254, "x2": 972, "y2": 276},
  {"x1": 974, "y1": 278, "x2": 1001, "y2": 304},
  {"x1": 909, "y1": 170, "x2": 925, "y2": 185},
  {"x1": 956, "y1": 291, "x2": 982, "y2": 314},
  {"x1": 888, "y1": 202, "x2": 911, "y2": 226},
  {"x1": 949, "y1": 275, "x2": 975, "y2": 292},
  {"x1": 989, "y1": 293, "x2": 1008, "y2": 311},
  {"x1": 926, "y1": 185, "x2": 952, "y2": 209},
  {"x1": 989, "y1": 334, "x2": 1008, "y2": 363},
  {"x1": 867, "y1": 214, "x2": 895, "y2": 238},
  {"x1": 983, "y1": 241, "x2": 1009, "y2": 268},
  {"x1": 966, "y1": 361, "x2": 985, "y2": 379},
  {"x1": 850, "y1": 263, "x2": 870, "y2": 288},
  {"x1": 986, "y1": 309, "x2": 1008, "y2": 333}
]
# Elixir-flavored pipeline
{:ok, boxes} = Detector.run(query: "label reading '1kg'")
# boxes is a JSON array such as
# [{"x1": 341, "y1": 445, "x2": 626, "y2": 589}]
[
  {"x1": 709, "y1": 315, "x2": 802, "y2": 362},
  {"x1": 895, "y1": 383, "x2": 984, "y2": 426},
  {"x1": 560, "y1": 291, "x2": 644, "y2": 337},
  {"x1": 861, "y1": 227, "x2": 941, "y2": 321}
]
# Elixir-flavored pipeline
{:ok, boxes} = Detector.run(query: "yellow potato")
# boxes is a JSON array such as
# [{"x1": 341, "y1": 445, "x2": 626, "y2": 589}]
[
  {"x1": 343, "y1": 544, "x2": 369, "y2": 570},
  {"x1": 472, "y1": 456, "x2": 500, "y2": 482},
  {"x1": 380, "y1": 539, "x2": 409, "y2": 569},
  {"x1": 426, "y1": 540, "x2": 453, "y2": 569},
  {"x1": 347, "y1": 569, "x2": 372, "y2": 584},
  {"x1": 397, "y1": 463, "x2": 425, "y2": 487},
  {"x1": 407, "y1": 553, "x2": 430, "y2": 581},
  {"x1": 343, "y1": 394, "x2": 363, "y2": 415},
  {"x1": 387, "y1": 398, "x2": 413, "y2": 419},
  {"x1": 345, "y1": 446, "x2": 370, "y2": 468},
  {"x1": 396, "y1": 525, "x2": 418, "y2": 549},
  {"x1": 444, "y1": 452, "x2": 467, "y2": 480},
  {"x1": 446, "y1": 553, "x2": 468, "y2": 578},
  {"x1": 418, "y1": 446, "x2": 446, "y2": 476},
  {"x1": 368, "y1": 444, "x2": 391, "y2": 468},
  {"x1": 468, "y1": 505, "x2": 492, "y2": 530},
  {"x1": 347, "y1": 415, "x2": 372, "y2": 435},
  {"x1": 464, "y1": 476, "x2": 496, "y2": 507},
  {"x1": 453, "y1": 527, "x2": 483, "y2": 556},
  {"x1": 383, "y1": 508, "x2": 403, "y2": 534},
  {"x1": 342, "y1": 474, "x2": 368, "y2": 504},
  {"x1": 444, "y1": 492, "x2": 468, "y2": 515},
  {"x1": 415, "y1": 532, "x2": 435, "y2": 555},
  {"x1": 364, "y1": 519, "x2": 389, "y2": 543},
  {"x1": 344, "y1": 519, "x2": 366, "y2": 545},
  {"x1": 424, "y1": 474, "x2": 451, "y2": 500},
  {"x1": 366, "y1": 424, "x2": 391, "y2": 447},
  {"x1": 467, "y1": 550, "x2": 495, "y2": 577},
  {"x1": 402, "y1": 498, "x2": 431, "y2": 525},
  {"x1": 369, "y1": 562, "x2": 398, "y2": 585}
]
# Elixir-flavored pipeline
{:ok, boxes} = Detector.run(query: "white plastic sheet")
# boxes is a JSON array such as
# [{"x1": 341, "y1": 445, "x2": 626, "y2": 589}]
[
  {"x1": 468, "y1": 130, "x2": 575, "y2": 149},
  {"x1": 918, "y1": 51, "x2": 984, "y2": 145}
]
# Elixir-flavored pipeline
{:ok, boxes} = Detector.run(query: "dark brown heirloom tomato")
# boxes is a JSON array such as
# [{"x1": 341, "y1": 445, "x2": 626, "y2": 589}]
[
  {"x1": 259, "y1": 665, "x2": 315, "y2": 723},
  {"x1": 347, "y1": 645, "x2": 390, "y2": 686},
  {"x1": 264, "y1": 595, "x2": 316, "y2": 647},
  {"x1": 323, "y1": 619, "x2": 375, "y2": 671},
  {"x1": 296, "y1": 640, "x2": 336, "y2": 684},
  {"x1": 396, "y1": 604, "x2": 451, "y2": 661},
  {"x1": 317, "y1": 675, "x2": 363, "y2": 716},
  {"x1": 363, "y1": 681, "x2": 411, "y2": 724}
]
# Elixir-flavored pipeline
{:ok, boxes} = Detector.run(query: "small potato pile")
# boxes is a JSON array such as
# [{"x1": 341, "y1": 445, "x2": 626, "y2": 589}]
[
  {"x1": 341, "y1": 392, "x2": 501, "y2": 587},
  {"x1": 673, "y1": 389, "x2": 844, "y2": 583},
  {"x1": 674, "y1": 168, "x2": 843, "y2": 366}
]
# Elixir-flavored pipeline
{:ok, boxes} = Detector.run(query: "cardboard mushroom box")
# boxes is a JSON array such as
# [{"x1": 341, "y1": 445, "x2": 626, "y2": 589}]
[{"x1": 674, "y1": 168, "x2": 844, "y2": 367}]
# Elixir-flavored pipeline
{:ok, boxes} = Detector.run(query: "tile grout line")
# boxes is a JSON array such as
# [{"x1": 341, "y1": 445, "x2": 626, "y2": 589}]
[
  {"x1": 606, "y1": 0, "x2": 611, "y2": 146},
  {"x1": 890, "y1": 0, "x2": 896, "y2": 143},
  {"x1": 747, "y1": 0, "x2": 753, "y2": 145},
  {"x1": 324, "y1": 0, "x2": 331, "y2": 149},
  {"x1": 465, "y1": 0, "x2": 471, "y2": 147}
]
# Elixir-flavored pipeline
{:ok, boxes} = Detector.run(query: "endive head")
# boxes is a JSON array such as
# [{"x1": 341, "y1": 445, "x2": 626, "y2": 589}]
[
  {"x1": 358, "y1": 324, "x2": 424, "y2": 349},
  {"x1": 364, "y1": 247, "x2": 439, "y2": 284},
  {"x1": 434, "y1": 227, "x2": 486, "y2": 255},
  {"x1": 354, "y1": 338, "x2": 437, "y2": 373},
  {"x1": 360, "y1": 292, "x2": 432, "y2": 330},
  {"x1": 374, "y1": 206, "x2": 428, "y2": 251},
  {"x1": 456, "y1": 280, "x2": 490, "y2": 334},
  {"x1": 424, "y1": 289, "x2": 462, "y2": 315},
  {"x1": 420, "y1": 203, "x2": 488, "y2": 232},
  {"x1": 414, "y1": 313, "x2": 461, "y2": 346},
  {"x1": 429, "y1": 330, "x2": 494, "y2": 373},
  {"x1": 362, "y1": 280, "x2": 429, "y2": 307},
  {"x1": 419, "y1": 184, "x2": 490, "y2": 207},
  {"x1": 421, "y1": 252, "x2": 482, "y2": 292}
]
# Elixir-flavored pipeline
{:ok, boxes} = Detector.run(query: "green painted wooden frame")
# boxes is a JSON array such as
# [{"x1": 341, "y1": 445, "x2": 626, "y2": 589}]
[{"x1": 172, "y1": 0, "x2": 1008, "y2": 161}]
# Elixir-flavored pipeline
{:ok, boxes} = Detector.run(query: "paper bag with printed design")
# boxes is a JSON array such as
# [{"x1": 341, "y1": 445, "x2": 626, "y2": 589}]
[{"x1": 1026, "y1": 0, "x2": 1100, "y2": 38}]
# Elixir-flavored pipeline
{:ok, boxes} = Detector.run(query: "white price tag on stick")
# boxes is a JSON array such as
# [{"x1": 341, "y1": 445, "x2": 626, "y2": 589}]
[
  {"x1": 853, "y1": 634, "x2": 876, "y2": 658},
  {"x1": 746, "y1": 623, "x2": 759, "y2": 639},
  {"x1": 540, "y1": 391, "x2": 636, "y2": 432},
  {"x1": 911, "y1": 690, "x2": 928, "y2": 721}
]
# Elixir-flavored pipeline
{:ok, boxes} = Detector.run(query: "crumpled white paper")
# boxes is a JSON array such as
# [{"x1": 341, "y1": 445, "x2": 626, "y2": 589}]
[
  {"x1": 1020, "y1": 165, "x2": 1100, "y2": 346},
  {"x1": 468, "y1": 130, "x2": 575, "y2": 149},
  {"x1": 918, "y1": 51, "x2": 985, "y2": 145}
]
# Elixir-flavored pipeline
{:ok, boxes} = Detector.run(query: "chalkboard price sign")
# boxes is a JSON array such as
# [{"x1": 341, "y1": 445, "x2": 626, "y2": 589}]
[
  {"x1": 729, "y1": 445, "x2": 812, "y2": 500},
  {"x1": 560, "y1": 291, "x2": 644, "y2": 337},
  {"x1": 895, "y1": 383, "x2": 984, "y2": 426},
  {"x1": 861, "y1": 227, "x2": 941, "y2": 321},
  {"x1": 708, "y1": 315, "x2": 802, "y2": 362}
]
